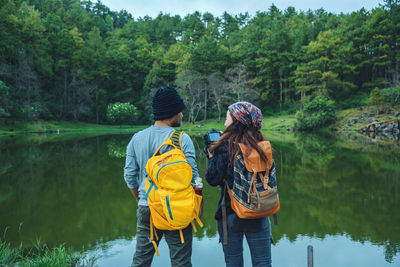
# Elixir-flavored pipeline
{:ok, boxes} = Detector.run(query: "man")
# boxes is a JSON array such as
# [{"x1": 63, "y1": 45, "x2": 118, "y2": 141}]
[{"x1": 124, "y1": 86, "x2": 203, "y2": 267}]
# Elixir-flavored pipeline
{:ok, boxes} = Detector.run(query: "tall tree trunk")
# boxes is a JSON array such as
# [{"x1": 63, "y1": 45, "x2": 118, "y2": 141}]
[
  {"x1": 26, "y1": 47, "x2": 31, "y2": 120},
  {"x1": 203, "y1": 86, "x2": 207, "y2": 121},
  {"x1": 394, "y1": 60, "x2": 400, "y2": 86},
  {"x1": 63, "y1": 68, "x2": 68, "y2": 118},
  {"x1": 189, "y1": 100, "x2": 194, "y2": 124},
  {"x1": 95, "y1": 83, "x2": 99, "y2": 124},
  {"x1": 72, "y1": 77, "x2": 77, "y2": 121},
  {"x1": 217, "y1": 102, "x2": 221, "y2": 122},
  {"x1": 279, "y1": 79, "x2": 283, "y2": 113}
]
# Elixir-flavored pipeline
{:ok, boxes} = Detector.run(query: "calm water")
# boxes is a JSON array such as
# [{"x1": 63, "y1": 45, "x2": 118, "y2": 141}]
[{"x1": 0, "y1": 132, "x2": 399, "y2": 266}]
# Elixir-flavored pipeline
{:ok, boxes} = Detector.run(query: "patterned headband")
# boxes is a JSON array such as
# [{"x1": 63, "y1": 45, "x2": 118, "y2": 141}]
[{"x1": 228, "y1": 101, "x2": 263, "y2": 129}]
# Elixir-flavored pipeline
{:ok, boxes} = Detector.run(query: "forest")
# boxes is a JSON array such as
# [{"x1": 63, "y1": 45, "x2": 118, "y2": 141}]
[{"x1": 0, "y1": 0, "x2": 399, "y2": 124}]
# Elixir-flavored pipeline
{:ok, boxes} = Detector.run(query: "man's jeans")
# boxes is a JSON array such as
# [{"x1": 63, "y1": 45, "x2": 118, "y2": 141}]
[
  {"x1": 132, "y1": 205, "x2": 192, "y2": 267},
  {"x1": 217, "y1": 214, "x2": 272, "y2": 267}
]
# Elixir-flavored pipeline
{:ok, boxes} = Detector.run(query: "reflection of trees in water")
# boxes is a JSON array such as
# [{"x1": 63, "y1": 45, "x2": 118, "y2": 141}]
[
  {"x1": 107, "y1": 138, "x2": 127, "y2": 159},
  {"x1": 385, "y1": 242, "x2": 399, "y2": 263},
  {"x1": 0, "y1": 135, "x2": 137, "y2": 249},
  {"x1": 191, "y1": 132, "x2": 400, "y2": 262},
  {"x1": 1, "y1": 133, "x2": 399, "y2": 261},
  {"x1": 294, "y1": 133, "x2": 336, "y2": 166},
  {"x1": 0, "y1": 134, "x2": 221, "y2": 250},
  {"x1": 272, "y1": 133, "x2": 400, "y2": 262}
]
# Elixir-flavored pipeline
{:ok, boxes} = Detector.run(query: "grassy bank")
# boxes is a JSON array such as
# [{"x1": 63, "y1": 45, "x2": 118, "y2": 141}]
[
  {"x1": 0, "y1": 120, "x2": 146, "y2": 135},
  {"x1": 0, "y1": 108, "x2": 398, "y2": 136},
  {"x1": 181, "y1": 114, "x2": 296, "y2": 132},
  {"x1": 0, "y1": 239, "x2": 96, "y2": 267},
  {"x1": 0, "y1": 115, "x2": 297, "y2": 135}
]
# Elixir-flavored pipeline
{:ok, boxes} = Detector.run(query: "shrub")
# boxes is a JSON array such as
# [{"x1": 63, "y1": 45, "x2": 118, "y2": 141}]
[
  {"x1": 106, "y1": 102, "x2": 138, "y2": 125},
  {"x1": 368, "y1": 87, "x2": 385, "y2": 106},
  {"x1": 381, "y1": 85, "x2": 400, "y2": 107},
  {"x1": 296, "y1": 95, "x2": 336, "y2": 131}
]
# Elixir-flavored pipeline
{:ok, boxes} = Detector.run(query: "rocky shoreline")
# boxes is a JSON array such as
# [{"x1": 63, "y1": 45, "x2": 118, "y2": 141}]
[
  {"x1": 357, "y1": 119, "x2": 400, "y2": 141},
  {"x1": 342, "y1": 110, "x2": 400, "y2": 141}
]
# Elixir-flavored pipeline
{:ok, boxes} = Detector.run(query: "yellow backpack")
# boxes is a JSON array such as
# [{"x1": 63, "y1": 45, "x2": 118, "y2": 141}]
[{"x1": 144, "y1": 130, "x2": 203, "y2": 256}]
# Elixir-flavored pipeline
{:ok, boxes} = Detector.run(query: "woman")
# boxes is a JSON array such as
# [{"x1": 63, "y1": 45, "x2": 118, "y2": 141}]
[{"x1": 205, "y1": 102, "x2": 275, "y2": 267}]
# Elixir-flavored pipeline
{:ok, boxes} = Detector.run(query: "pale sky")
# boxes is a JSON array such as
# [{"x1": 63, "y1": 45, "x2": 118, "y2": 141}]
[{"x1": 92, "y1": 0, "x2": 384, "y2": 18}]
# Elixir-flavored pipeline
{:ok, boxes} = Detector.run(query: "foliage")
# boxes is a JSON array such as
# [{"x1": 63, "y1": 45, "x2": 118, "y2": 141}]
[
  {"x1": 296, "y1": 95, "x2": 336, "y2": 131},
  {"x1": 106, "y1": 102, "x2": 138, "y2": 124},
  {"x1": 0, "y1": 0, "x2": 399, "y2": 124},
  {"x1": 336, "y1": 94, "x2": 369, "y2": 109},
  {"x1": 368, "y1": 87, "x2": 387, "y2": 114},
  {"x1": 294, "y1": 30, "x2": 356, "y2": 100},
  {"x1": 368, "y1": 88, "x2": 385, "y2": 106},
  {"x1": 381, "y1": 85, "x2": 400, "y2": 107}
]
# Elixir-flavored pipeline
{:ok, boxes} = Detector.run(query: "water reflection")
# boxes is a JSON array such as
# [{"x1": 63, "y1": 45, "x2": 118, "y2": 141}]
[
  {"x1": 273, "y1": 133, "x2": 400, "y2": 263},
  {"x1": 0, "y1": 135, "x2": 138, "y2": 249},
  {"x1": 0, "y1": 132, "x2": 399, "y2": 265}
]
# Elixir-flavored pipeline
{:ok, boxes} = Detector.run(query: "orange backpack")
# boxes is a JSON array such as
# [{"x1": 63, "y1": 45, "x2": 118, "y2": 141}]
[{"x1": 221, "y1": 141, "x2": 280, "y2": 244}]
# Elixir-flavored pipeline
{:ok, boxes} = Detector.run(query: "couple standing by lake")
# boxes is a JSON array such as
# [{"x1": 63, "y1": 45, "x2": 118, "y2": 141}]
[{"x1": 124, "y1": 87, "x2": 277, "y2": 267}]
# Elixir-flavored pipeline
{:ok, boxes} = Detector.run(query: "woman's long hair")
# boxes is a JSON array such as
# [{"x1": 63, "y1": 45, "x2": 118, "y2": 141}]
[{"x1": 210, "y1": 113, "x2": 268, "y2": 166}]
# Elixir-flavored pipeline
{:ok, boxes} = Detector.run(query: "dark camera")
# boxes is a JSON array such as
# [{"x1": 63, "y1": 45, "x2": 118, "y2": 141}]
[{"x1": 203, "y1": 128, "x2": 221, "y2": 155}]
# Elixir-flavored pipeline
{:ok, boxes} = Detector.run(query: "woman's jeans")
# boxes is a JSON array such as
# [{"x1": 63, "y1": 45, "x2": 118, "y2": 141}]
[{"x1": 217, "y1": 214, "x2": 272, "y2": 267}]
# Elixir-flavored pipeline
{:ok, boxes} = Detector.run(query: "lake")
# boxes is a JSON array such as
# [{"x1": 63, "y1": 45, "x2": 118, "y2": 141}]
[{"x1": 0, "y1": 131, "x2": 399, "y2": 266}]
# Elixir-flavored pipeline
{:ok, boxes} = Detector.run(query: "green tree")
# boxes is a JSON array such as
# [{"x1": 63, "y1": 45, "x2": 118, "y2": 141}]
[
  {"x1": 182, "y1": 12, "x2": 205, "y2": 44},
  {"x1": 335, "y1": 9, "x2": 370, "y2": 95},
  {"x1": 78, "y1": 26, "x2": 107, "y2": 123},
  {"x1": 106, "y1": 102, "x2": 138, "y2": 125},
  {"x1": 254, "y1": 6, "x2": 293, "y2": 112},
  {"x1": 381, "y1": 85, "x2": 400, "y2": 106},
  {"x1": 0, "y1": 1, "x2": 396, "y2": 123},
  {"x1": 294, "y1": 30, "x2": 356, "y2": 100},
  {"x1": 16, "y1": 3, "x2": 48, "y2": 120},
  {"x1": 363, "y1": 8, "x2": 392, "y2": 88},
  {"x1": 368, "y1": 87, "x2": 386, "y2": 114},
  {"x1": 296, "y1": 95, "x2": 336, "y2": 131},
  {"x1": 189, "y1": 35, "x2": 229, "y2": 120},
  {"x1": 384, "y1": 0, "x2": 400, "y2": 86}
]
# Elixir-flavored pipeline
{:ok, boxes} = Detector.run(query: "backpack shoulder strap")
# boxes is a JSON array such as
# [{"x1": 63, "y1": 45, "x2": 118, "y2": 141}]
[
  {"x1": 151, "y1": 130, "x2": 183, "y2": 157},
  {"x1": 170, "y1": 130, "x2": 183, "y2": 150}
]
